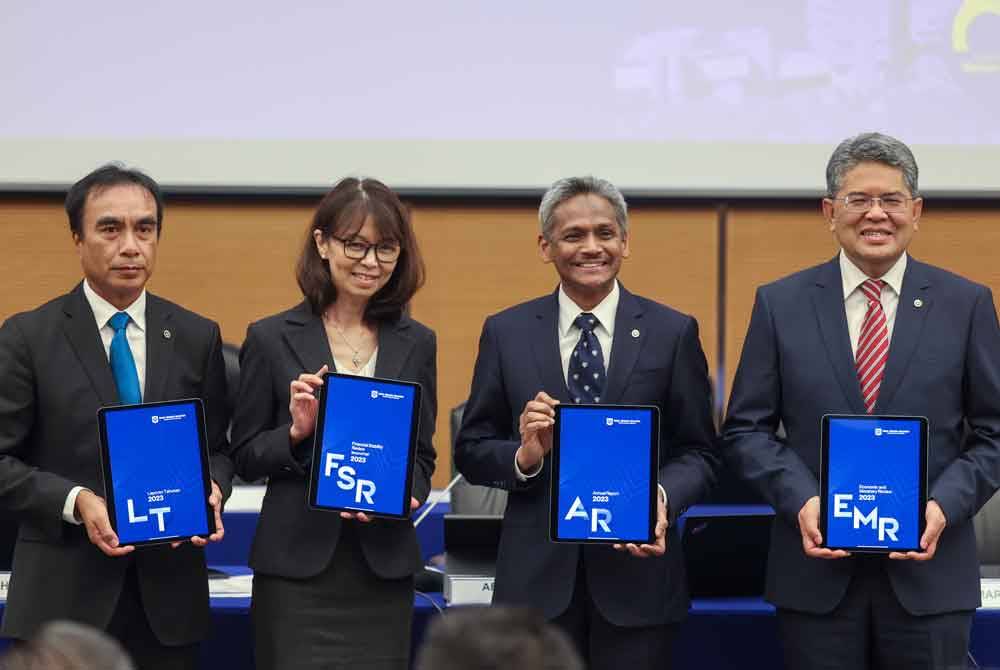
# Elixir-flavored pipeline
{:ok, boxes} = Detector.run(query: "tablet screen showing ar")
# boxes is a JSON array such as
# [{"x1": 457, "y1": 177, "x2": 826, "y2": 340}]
[
  {"x1": 551, "y1": 404, "x2": 658, "y2": 544},
  {"x1": 98, "y1": 399, "x2": 214, "y2": 546},
  {"x1": 821, "y1": 415, "x2": 927, "y2": 553},
  {"x1": 308, "y1": 373, "x2": 421, "y2": 519}
]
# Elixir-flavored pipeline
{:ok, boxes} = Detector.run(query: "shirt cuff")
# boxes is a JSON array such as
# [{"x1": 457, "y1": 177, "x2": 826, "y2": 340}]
[
  {"x1": 513, "y1": 448, "x2": 543, "y2": 482},
  {"x1": 658, "y1": 485, "x2": 668, "y2": 511},
  {"x1": 63, "y1": 486, "x2": 86, "y2": 525}
]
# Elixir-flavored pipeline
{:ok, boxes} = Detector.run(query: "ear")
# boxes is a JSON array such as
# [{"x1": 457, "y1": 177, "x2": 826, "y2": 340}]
[
  {"x1": 538, "y1": 233, "x2": 554, "y2": 264},
  {"x1": 621, "y1": 231, "x2": 630, "y2": 259},
  {"x1": 72, "y1": 230, "x2": 83, "y2": 256},
  {"x1": 911, "y1": 197, "x2": 923, "y2": 230},
  {"x1": 313, "y1": 229, "x2": 327, "y2": 259},
  {"x1": 821, "y1": 198, "x2": 836, "y2": 232}
]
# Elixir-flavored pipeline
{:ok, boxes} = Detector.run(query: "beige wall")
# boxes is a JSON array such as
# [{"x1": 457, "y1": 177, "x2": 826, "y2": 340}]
[
  {"x1": 0, "y1": 199, "x2": 716, "y2": 487},
  {"x1": 3, "y1": 198, "x2": 997, "y2": 486}
]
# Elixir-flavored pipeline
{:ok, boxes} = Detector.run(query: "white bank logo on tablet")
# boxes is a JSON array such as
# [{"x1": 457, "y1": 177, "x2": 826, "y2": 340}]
[
  {"x1": 150, "y1": 413, "x2": 186, "y2": 424},
  {"x1": 605, "y1": 417, "x2": 641, "y2": 426},
  {"x1": 874, "y1": 427, "x2": 911, "y2": 437},
  {"x1": 370, "y1": 390, "x2": 405, "y2": 401}
]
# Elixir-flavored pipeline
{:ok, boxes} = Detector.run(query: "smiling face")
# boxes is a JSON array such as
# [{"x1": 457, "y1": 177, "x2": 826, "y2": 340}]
[
  {"x1": 75, "y1": 183, "x2": 159, "y2": 310},
  {"x1": 314, "y1": 215, "x2": 397, "y2": 306},
  {"x1": 539, "y1": 193, "x2": 629, "y2": 310},
  {"x1": 822, "y1": 161, "x2": 922, "y2": 278}
]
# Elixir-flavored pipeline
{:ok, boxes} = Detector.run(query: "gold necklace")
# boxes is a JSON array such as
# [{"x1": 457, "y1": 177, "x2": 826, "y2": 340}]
[{"x1": 326, "y1": 316, "x2": 366, "y2": 369}]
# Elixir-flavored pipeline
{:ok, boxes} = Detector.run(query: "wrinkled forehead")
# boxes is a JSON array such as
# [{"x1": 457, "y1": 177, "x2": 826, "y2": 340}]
[
  {"x1": 84, "y1": 183, "x2": 157, "y2": 220},
  {"x1": 551, "y1": 193, "x2": 618, "y2": 229}
]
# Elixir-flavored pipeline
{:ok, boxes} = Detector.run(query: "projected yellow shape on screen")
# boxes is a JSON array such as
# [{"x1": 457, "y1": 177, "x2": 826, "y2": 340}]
[{"x1": 953, "y1": 0, "x2": 1000, "y2": 72}]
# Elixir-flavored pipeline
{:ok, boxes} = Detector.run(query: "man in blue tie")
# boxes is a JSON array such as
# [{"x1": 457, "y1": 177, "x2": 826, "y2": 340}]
[
  {"x1": 0, "y1": 164, "x2": 234, "y2": 669},
  {"x1": 455, "y1": 176, "x2": 719, "y2": 669},
  {"x1": 722, "y1": 132, "x2": 1000, "y2": 669}
]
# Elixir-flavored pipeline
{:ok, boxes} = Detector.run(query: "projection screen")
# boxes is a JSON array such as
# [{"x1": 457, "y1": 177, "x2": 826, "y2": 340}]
[{"x1": 2, "y1": 1, "x2": 998, "y2": 194}]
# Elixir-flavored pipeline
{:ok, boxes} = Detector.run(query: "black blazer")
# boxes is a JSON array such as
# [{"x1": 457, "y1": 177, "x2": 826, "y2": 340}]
[
  {"x1": 0, "y1": 283, "x2": 234, "y2": 644},
  {"x1": 230, "y1": 302, "x2": 436, "y2": 580},
  {"x1": 723, "y1": 257, "x2": 1000, "y2": 615},
  {"x1": 454, "y1": 286, "x2": 719, "y2": 626}
]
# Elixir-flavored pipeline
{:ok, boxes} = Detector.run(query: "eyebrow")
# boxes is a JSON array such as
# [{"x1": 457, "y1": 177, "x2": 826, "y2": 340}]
[{"x1": 845, "y1": 190, "x2": 906, "y2": 197}]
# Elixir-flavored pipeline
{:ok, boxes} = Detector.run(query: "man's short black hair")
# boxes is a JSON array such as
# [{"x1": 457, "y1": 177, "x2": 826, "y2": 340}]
[{"x1": 65, "y1": 163, "x2": 164, "y2": 238}]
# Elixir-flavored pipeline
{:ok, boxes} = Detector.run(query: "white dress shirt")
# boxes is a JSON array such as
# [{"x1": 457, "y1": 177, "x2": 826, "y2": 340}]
[
  {"x1": 64, "y1": 281, "x2": 148, "y2": 523},
  {"x1": 840, "y1": 250, "x2": 906, "y2": 356}
]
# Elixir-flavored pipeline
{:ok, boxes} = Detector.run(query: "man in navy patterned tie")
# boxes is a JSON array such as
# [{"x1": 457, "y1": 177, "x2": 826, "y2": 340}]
[
  {"x1": 456, "y1": 176, "x2": 719, "y2": 669},
  {"x1": 0, "y1": 164, "x2": 234, "y2": 669}
]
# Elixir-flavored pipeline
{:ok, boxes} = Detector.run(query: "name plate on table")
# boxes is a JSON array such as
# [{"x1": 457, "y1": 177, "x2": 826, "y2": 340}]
[
  {"x1": 550, "y1": 404, "x2": 660, "y2": 544},
  {"x1": 820, "y1": 415, "x2": 928, "y2": 553},
  {"x1": 982, "y1": 579, "x2": 1000, "y2": 609},
  {"x1": 444, "y1": 575, "x2": 494, "y2": 605},
  {"x1": 308, "y1": 373, "x2": 422, "y2": 519}
]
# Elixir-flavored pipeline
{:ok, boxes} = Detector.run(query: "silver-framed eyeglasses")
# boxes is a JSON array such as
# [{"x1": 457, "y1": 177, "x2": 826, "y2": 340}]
[
  {"x1": 840, "y1": 194, "x2": 913, "y2": 213},
  {"x1": 333, "y1": 237, "x2": 401, "y2": 263}
]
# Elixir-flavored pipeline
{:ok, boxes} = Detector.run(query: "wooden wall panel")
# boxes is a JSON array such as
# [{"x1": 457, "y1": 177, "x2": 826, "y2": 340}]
[
  {"x1": 0, "y1": 200, "x2": 716, "y2": 488},
  {"x1": 724, "y1": 206, "x2": 1000, "y2": 412}
]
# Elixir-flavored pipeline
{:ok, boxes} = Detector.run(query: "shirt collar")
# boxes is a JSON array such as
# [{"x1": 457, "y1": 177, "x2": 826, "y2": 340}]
[
  {"x1": 558, "y1": 280, "x2": 619, "y2": 338},
  {"x1": 82, "y1": 280, "x2": 147, "y2": 333},
  {"x1": 839, "y1": 250, "x2": 907, "y2": 300}
]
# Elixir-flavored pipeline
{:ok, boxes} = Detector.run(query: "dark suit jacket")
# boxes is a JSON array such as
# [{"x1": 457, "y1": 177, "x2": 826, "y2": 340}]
[
  {"x1": 454, "y1": 286, "x2": 718, "y2": 626},
  {"x1": 723, "y1": 257, "x2": 1000, "y2": 615},
  {"x1": 0, "y1": 283, "x2": 234, "y2": 644},
  {"x1": 230, "y1": 302, "x2": 436, "y2": 580}
]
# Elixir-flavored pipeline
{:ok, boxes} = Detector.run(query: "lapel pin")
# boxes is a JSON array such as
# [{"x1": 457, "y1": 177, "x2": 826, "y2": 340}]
[
  {"x1": 163, "y1": 329, "x2": 172, "y2": 339},
  {"x1": 631, "y1": 328, "x2": 640, "y2": 338},
  {"x1": 913, "y1": 299, "x2": 923, "y2": 309}
]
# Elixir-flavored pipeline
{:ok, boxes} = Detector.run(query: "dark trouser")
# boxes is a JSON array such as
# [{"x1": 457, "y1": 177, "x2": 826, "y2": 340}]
[
  {"x1": 106, "y1": 563, "x2": 199, "y2": 670},
  {"x1": 551, "y1": 555, "x2": 677, "y2": 670},
  {"x1": 252, "y1": 523, "x2": 414, "y2": 670},
  {"x1": 778, "y1": 557, "x2": 972, "y2": 670}
]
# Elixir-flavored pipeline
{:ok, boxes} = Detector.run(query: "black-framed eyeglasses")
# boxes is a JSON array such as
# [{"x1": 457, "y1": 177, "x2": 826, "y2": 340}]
[
  {"x1": 837, "y1": 194, "x2": 914, "y2": 213},
  {"x1": 332, "y1": 236, "x2": 401, "y2": 263}
]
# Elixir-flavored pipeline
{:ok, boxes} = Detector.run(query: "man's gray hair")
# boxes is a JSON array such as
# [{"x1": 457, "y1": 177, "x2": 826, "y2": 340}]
[
  {"x1": 538, "y1": 176, "x2": 628, "y2": 239},
  {"x1": 825, "y1": 132, "x2": 919, "y2": 197}
]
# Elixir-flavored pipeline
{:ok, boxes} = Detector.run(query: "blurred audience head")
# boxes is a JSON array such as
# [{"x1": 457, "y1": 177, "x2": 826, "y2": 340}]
[
  {"x1": 0, "y1": 621, "x2": 134, "y2": 670},
  {"x1": 414, "y1": 606, "x2": 583, "y2": 670}
]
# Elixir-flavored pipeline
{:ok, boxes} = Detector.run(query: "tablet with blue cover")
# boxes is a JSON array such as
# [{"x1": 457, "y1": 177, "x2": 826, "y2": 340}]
[
  {"x1": 820, "y1": 414, "x2": 928, "y2": 553},
  {"x1": 308, "y1": 372, "x2": 421, "y2": 519},
  {"x1": 97, "y1": 399, "x2": 215, "y2": 547},
  {"x1": 550, "y1": 404, "x2": 659, "y2": 544}
]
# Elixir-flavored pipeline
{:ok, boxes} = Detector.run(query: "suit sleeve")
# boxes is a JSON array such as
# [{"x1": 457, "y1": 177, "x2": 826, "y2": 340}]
[
  {"x1": 410, "y1": 330, "x2": 438, "y2": 505},
  {"x1": 722, "y1": 288, "x2": 819, "y2": 526},
  {"x1": 203, "y1": 322, "x2": 235, "y2": 501},
  {"x1": 929, "y1": 286, "x2": 1000, "y2": 524},
  {"x1": 658, "y1": 316, "x2": 721, "y2": 523},
  {"x1": 454, "y1": 317, "x2": 536, "y2": 491},
  {"x1": 230, "y1": 323, "x2": 306, "y2": 482},
  {"x1": 0, "y1": 318, "x2": 77, "y2": 539}
]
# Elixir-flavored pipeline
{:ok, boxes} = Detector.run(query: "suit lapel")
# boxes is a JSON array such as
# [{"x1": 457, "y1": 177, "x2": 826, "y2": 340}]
[
  {"x1": 810, "y1": 259, "x2": 867, "y2": 414},
  {"x1": 875, "y1": 259, "x2": 931, "y2": 412},
  {"x1": 143, "y1": 294, "x2": 175, "y2": 403},
  {"x1": 374, "y1": 319, "x2": 414, "y2": 379},
  {"x1": 532, "y1": 291, "x2": 570, "y2": 401},
  {"x1": 60, "y1": 283, "x2": 118, "y2": 405},
  {"x1": 282, "y1": 303, "x2": 334, "y2": 374},
  {"x1": 603, "y1": 287, "x2": 644, "y2": 404}
]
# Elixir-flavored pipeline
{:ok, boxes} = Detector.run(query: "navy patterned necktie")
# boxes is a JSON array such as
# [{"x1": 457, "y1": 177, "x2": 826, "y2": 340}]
[{"x1": 568, "y1": 312, "x2": 606, "y2": 404}]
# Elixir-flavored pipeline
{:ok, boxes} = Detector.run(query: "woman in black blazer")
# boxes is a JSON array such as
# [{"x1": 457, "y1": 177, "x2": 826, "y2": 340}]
[{"x1": 231, "y1": 177, "x2": 437, "y2": 670}]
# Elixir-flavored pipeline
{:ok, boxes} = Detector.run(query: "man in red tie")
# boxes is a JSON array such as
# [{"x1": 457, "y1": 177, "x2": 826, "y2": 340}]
[{"x1": 722, "y1": 132, "x2": 1000, "y2": 669}]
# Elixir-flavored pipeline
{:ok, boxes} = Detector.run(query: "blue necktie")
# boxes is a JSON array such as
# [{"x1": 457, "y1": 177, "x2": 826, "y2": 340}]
[
  {"x1": 108, "y1": 312, "x2": 141, "y2": 405},
  {"x1": 567, "y1": 313, "x2": 606, "y2": 404}
]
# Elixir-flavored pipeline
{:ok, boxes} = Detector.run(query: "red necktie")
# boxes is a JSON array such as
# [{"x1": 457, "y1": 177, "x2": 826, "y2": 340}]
[{"x1": 856, "y1": 278, "x2": 889, "y2": 413}]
